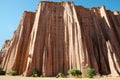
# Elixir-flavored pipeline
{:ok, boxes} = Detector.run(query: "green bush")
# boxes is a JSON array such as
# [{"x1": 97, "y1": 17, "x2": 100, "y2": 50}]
[
  {"x1": 68, "y1": 68, "x2": 82, "y2": 78},
  {"x1": 0, "y1": 67, "x2": 3, "y2": 71},
  {"x1": 32, "y1": 70, "x2": 39, "y2": 77},
  {"x1": 7, "y1": 71, "x2": 18, "y2": 76},
  {"x1": 40, "y1": 74, "x2": 44, "y2": 77},
  {"x1": 86, "y1": 68, "x2": 96, "y2": 78},
  {"x1": 0, "y1": 71, "x2": 6, "y2": 75},
  {"x1": 32, "y1": 70, "x2": 44, "y2": 77},
  {"x1": 56, "y1": 73, "x2": 65, "y2": 78},
  {"x1": 0, "y1": 67, "x2": 6, "y2": 75}
]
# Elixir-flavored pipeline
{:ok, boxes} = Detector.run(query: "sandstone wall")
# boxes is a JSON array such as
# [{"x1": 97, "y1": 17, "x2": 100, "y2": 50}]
[
  {"x1": 0, "y1": 40, "x2": 11, "y2": 64},
  {"x1": 0, "y1": 2, "x2": 120, "y2": 77},
  {"x1": 1, "y1": 12, "x2": 35, "y2": 74},
  {"x1": 0, "y1": 55, "x2": 2, "y2": 64}
]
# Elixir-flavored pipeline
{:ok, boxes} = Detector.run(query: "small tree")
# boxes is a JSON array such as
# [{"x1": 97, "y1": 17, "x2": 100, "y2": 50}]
[
  {"x1": 68, "y1": 68, "x2": 82, "y2": 78},
  {"x1": 86, "y1": 68, "x2": 96, "y2": 78}
]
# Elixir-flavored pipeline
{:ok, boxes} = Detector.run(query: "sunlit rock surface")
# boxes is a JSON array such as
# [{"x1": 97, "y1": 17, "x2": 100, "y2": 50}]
[{"x1": 0, "y1": 2, "x2": 120, "y2": 77}]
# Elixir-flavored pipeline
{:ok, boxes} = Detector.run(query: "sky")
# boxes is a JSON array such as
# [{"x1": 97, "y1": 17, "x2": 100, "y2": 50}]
[{"x1": 0, "y1": 0, "x2": 120, "y2": 49}]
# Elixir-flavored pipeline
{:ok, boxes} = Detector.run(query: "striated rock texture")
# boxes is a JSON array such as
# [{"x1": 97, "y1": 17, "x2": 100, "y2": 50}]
[
  {"x1": 0, "y1": 55, "x2": 2, "y2": 64},
  {"x1": 0, "y1": 40, "x2": 11, "y2": 64},
  {"x1": 0, "y1": 2, "x2": 120, "y2": 77}
]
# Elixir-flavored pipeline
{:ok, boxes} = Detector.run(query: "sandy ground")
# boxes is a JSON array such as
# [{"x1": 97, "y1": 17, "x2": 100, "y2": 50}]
[{"x1": 0, "y1": 76, "x2": 120, "y2": 80}]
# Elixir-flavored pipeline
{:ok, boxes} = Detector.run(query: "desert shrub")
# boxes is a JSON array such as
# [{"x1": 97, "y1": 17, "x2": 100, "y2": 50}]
[
  {"x1": 0, "y1": 70, "x2": 6, "y2": 75},
  {"x1": 32, "y1": 70, "x2": 44, "y2": 77},
  {"x1": 0, "y1": 67, "x2": 6, "y2": 75},
  {"x1": 32, "y1": 70, "x2": 39, "y2": 77},
  {"x1": 0, "y1": 67, "x2": 3, "y2": 71},
  {"x1": 7, "y1": 70, "x2": 18, "y2": 76},
  {"x1": 68, "y1": 68, "x2": 82, "y2": 78},
  {"x1": 40, "y1": 74, "x2": 44, "y2": 77},
  {"x1": 86, "y1": 68, "x2": 96, "y2": 78},
  {"x1": 56, "y1": 73, "x2": 65, "y2": 78}
]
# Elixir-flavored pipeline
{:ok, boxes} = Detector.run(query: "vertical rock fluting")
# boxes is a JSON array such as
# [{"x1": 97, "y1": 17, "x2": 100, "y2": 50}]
[
  {"x1": 1, "y1": 12, "x2": 35, "y2": 74},
  {"x1": 0, "y1": 2, "x2": 120, "y2": 77},
  {"x1": 0, "y1": 55, "x2": 2, "y2": 64},
  {"x1": 0, "y1": 40, "x2": 11, "y2": 64},
  {"x1": 99, "y1": 6, "x2": 120, "y2": 76}
]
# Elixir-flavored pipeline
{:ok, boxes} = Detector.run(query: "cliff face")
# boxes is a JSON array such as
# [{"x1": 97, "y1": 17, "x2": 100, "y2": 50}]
[
  {"x1": 0, "y1": 2, "x2": 120, "y2": 77},
  {"x1": 0, "y1": 55, "x2": 2, "y2": 64},
  {"x1": 0, "y1": 40, "x2": 11, "y2": 64},
  {"x1": 1, "y1": 12, "x2": 35, "y2": 74}
]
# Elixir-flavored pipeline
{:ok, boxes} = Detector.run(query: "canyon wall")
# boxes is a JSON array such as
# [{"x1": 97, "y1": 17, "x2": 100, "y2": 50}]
[
  {"x1": 0, "y1": 2, "x2": 120, "y2": 77},
  {"x1": 0, "y1": 55, "x2": 2, "y2": 64},
  {"x1": 0, "y1": 40, "x2": 11, "y2": 64}
]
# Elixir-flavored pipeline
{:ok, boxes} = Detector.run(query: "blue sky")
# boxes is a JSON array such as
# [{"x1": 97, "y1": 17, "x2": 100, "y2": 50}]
[{"x1": 0, "y1": 0, "x2": 120, "y2": 49}]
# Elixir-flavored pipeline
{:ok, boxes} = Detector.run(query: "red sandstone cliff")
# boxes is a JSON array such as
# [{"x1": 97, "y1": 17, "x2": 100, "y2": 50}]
[
  {"x1": 0, "y1": 2, "x2": 120, "y2": 77},
  {"x1": 0, "y1": 55, "x2": 2, "y2": 64}
]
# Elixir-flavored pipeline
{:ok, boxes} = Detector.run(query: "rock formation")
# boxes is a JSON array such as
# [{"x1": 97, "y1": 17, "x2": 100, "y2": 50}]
[
  {"x1": 0, "y1": 55, "x2": 2, "y2": 64},
  {"x1": 0, "y1": 1, "x2": 120, "y2": 77},
  {"x1": 0, "y1": 40, "x2": 11, "y2": 64}
]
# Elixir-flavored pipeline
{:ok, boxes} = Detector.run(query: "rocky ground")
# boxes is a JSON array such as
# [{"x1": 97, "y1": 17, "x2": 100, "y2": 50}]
[{"x1": 0, "y1": 76, "x2": 120, "y2": 80}]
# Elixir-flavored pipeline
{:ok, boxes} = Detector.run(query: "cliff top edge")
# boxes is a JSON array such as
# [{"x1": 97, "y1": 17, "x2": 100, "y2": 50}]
[{"x1": 23, "y1": 1, "x2": 119, "y2": 16}]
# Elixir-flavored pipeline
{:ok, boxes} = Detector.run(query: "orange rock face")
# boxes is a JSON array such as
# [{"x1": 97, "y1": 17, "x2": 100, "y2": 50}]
[
  {"x1": 0, "y1": 2, "x2": 120, "y2": 77},
  {"x1": 0, "y1": 40, "x2": 11, "y2": 64},
  {"x1": 0, "y1": 55, "x2": 2, "y2": 64}
]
